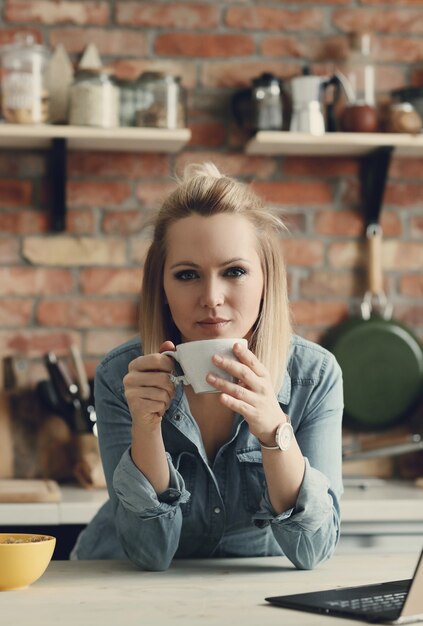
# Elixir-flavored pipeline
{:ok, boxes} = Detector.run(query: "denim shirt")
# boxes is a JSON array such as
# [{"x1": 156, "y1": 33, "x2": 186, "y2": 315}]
[{"x1": 73, "y1": 335, "x2": 344, "y2": 571}]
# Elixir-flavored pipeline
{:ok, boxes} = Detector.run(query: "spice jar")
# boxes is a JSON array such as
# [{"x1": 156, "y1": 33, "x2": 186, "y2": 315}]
[
  {"x1": 134, "y1": 72, "x2": 186, "y2": 129},
  {"x1": 0, "y1": 34, "x2": 50, "y2": 124},
  {"x1": 69, "y1": 69, "x2": 119, "y2": 128}
]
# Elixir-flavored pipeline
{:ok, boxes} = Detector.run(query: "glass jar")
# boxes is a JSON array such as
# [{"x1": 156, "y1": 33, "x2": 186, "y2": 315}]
[
  {"x1": 134, "y1": 72, "x2": 186, "y2": 129},
  {"x1": 116, "y1": 78, "x2": 137, "y2": 127},
  {"x1": 344, "y1": 32, "x2": 376, "y2": 107},
  {"x1": 69, "y1": 69, "x2": 119, "y2": 128},
  {"x1": 0, "y1": 34, "x2": 50, "y2": 124}
]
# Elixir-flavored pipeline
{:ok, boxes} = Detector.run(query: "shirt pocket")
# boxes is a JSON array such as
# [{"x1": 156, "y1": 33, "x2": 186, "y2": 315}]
[
  {"x1": 171, "y1": 450, "x2": 197, "y2": 517},
  {"x1": 236, "y1": 449, "x2": 266, "y2": 514}
]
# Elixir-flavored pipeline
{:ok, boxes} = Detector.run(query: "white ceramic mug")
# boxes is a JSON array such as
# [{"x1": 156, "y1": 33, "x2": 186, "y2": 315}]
[{"x1": 162, "y1": 338, "x2": 248, "y2": 394}]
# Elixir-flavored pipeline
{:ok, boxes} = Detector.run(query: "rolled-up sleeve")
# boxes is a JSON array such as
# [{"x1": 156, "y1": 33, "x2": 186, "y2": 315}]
[
  {"x1": 93, "y1": 358, "x2": 191, "y2": 571},
  {"x1": 113, "y1": 449, "x2": 190, "y2": 516},
  {"x1": 253, "y1": 351, "x2": 343, "y2": 570}
]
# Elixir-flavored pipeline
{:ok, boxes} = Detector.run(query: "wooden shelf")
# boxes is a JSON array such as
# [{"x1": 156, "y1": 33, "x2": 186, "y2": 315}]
[
  {"x1": 0, "y1": 123, "x2": 191, "y2": 231},
  {"x1": 246, "y1": 131, "x2": 423, "y2": 158},
  {"x1": 0, "y1": 123, "x2": 191, "y2": 153}
]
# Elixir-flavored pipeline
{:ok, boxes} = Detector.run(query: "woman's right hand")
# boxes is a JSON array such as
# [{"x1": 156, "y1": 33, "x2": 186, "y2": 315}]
[{"x1": 123, "y1": 341, "x2": 176, "y2": 431}]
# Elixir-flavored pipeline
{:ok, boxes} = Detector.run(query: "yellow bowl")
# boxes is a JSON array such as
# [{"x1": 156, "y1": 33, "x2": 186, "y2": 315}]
[{"x1": 0, "y1": 533, "x2": 56, "y2": 591}]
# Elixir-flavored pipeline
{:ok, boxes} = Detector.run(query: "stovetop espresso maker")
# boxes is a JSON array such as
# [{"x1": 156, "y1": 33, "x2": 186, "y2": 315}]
[
  {"x1": 289, "y1": 69, "x2": 342, "y2": 135},
  {"x1": 232, "y1": 72, "x2": 288, "y2": 133}
]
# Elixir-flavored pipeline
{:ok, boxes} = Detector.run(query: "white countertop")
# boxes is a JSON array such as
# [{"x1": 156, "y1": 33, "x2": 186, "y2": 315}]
[
  {"x1": 1, "y1": 480, "x2": 422, "y2": 532},
  {"x1": 1, "y1": 551, "x2": 419, "y2": 626},
  {"x1": 0, "y1": 484, "x2": 108, "y2": 525}
]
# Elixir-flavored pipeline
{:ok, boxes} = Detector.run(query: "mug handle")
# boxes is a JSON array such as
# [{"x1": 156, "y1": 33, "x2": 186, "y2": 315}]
[{"x1": 161, "y1": 350, "x2": 188, "y2": 386}]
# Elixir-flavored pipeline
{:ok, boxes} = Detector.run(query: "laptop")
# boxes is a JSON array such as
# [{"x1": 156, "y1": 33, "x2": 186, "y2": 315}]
[{"x1": 265, "y1": 549, "x2": 423, "y2": 624}]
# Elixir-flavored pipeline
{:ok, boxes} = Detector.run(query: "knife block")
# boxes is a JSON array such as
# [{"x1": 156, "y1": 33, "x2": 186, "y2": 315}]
[
  {"x1": 0, "y1": 387, "x2": 75, "y2": 481},
  {"x1": 73, "y1": 433, "x2": 106, "y2": 489}
]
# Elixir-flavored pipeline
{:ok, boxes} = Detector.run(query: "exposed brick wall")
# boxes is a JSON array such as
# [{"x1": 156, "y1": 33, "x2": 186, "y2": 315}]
[{"x1": 0, "y1": 0, "x2": 422, "y2": 383}]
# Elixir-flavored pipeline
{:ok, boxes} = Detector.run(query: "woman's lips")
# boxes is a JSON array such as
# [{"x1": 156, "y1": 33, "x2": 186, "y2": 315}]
[{"x1": 196, "y1": 319, "x2": 230, "y2": 330}]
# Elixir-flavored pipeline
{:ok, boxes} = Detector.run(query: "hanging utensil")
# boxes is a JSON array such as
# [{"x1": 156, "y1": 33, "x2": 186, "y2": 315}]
[
  {"x1": 325, "y1": 224, "x2": 423, "y2": 430},
  {"x1": 324, "y1": 147, "x2": 423, "y2": 430}
]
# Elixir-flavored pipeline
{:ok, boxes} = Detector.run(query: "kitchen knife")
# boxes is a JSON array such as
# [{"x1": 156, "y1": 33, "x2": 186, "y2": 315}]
[
  {"x1": 69, "y1": 344, "x2": 91, "y2": 401},
  {"x1": 55, "y1": 355, "x2": 94, "y2": 434},
  {"x1": 2, "y1": 356, "x2": 29, "y2": 391},
  {"x1": 44, "y1": 352, "x2": 78, "y2": 404},
  {"x1": 43, "y1": 352, "x2": 91, "y2": 433},
  {"x1": 36, "y1": 379, "x2": 62, "y2": 414}
]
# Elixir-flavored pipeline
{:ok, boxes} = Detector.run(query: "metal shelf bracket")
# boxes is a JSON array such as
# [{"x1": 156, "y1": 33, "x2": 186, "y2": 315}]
[
  {"x1": 359, "y1": 145, "x2": 395, "y2": 228},
  {"x1": 49, "y1": 137, "x2": 67, "y2": 232}
]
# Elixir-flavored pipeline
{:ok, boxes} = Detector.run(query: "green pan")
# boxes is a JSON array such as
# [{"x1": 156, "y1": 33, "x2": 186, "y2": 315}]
[{"x1": 324, "y1": 225, "x2": 423, "y2": 431}]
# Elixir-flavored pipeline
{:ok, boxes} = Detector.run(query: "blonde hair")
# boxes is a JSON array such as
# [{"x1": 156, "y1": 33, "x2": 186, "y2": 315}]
[{"x1": 140, "y1": 162, "x2": 292, "y2": 391}]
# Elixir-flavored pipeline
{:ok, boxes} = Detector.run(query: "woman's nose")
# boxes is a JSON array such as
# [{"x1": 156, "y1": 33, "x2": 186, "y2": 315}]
[{"x1": 199, "y1": 279, "x2": 224, "y2": 308}]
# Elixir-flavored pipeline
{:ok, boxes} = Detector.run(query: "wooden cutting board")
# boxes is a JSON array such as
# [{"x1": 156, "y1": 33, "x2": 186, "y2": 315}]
[{"x1": 0, "y1": 479, "x2": 62, "y2": 503}]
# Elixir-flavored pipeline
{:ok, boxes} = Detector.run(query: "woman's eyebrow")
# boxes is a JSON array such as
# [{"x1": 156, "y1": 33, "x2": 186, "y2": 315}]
[
  {"x1": 169, "y1": 257, "x2": 249, "y2": 270},
  {"x1": 169, "y1": 261, "x2": 199, "y2": 269}
]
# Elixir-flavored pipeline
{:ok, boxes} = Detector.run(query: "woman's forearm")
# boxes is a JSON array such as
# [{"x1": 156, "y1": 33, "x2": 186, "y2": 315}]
[
  {"x1": 130, "y1": 425, "x2": 170, "y2": 494},
  {"x1": 262, "y1": 437, "x2": 305, "y2": 514}
]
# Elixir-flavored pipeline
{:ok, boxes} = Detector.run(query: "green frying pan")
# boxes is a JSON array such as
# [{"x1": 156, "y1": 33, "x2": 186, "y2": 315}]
[{"x1": 324, "y1": 225, "x2": 423, "y2": 431}]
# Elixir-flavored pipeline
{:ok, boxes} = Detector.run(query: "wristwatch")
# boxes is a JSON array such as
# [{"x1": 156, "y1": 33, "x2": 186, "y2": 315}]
[{"x1": 259, "y1": 416, "x2": 294, "y2": 451}]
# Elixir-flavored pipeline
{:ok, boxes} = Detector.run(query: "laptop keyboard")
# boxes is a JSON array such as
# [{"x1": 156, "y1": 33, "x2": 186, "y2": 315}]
[{"x1": 326, "y1": 591, "x2": 406, "y2": 615}]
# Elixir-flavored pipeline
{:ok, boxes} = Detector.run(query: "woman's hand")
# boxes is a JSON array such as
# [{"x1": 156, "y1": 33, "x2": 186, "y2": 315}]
[
  {"x1": 123, "y1": 341, "x2": 176, "y2": 431},
  {"x1": 206, "y1": 342, "x2": 287, "y2": 444}
]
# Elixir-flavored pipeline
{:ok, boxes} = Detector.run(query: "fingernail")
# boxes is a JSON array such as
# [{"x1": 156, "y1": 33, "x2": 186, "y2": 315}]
[
  {"x1": 213, "y1": 354, "x2": 223, "y2": 364},
  {"x1": 207, "y1": 373, "x2": 216, "y2": 383}
]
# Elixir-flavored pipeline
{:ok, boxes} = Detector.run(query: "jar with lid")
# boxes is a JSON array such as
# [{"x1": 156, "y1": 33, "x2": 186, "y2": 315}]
[
  {"x1": 0, "y1": 34, "x2": 50, "y2": 124},
  {"x1": 69, "y1": 69, "x2": 119, "y2": 128},
  {"x1": 134, "y1": 72, "x2": 186, "y2": 129},
  {"x1": 116, "y1": 78, "x2": 137, "y2": 127}
]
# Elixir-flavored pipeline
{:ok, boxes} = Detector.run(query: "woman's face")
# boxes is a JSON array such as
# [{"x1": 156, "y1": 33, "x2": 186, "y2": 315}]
[{"x1": 163, "y1": 213, "x2": 264, "y2": 343}]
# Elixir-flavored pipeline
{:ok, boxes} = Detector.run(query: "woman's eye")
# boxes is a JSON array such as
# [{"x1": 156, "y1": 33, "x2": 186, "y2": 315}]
[
  {"x1": 174, "y1": 270, "x2": 198, "y2": 281},
  {"x1": 225, "y1": 267, "x2": 247, "y2": 278}
]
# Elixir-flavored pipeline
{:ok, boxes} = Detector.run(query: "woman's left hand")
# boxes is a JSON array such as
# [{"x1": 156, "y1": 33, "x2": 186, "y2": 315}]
[{"x1": 206, "y1": 342, "x2": 287, "y2": 444}]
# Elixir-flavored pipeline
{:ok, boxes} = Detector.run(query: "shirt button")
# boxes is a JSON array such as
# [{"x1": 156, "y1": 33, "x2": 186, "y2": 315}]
[
  {"x1": 213, "y1": 506, "x2": 221, "y2": 515},
  {"x1": 174, "y1": 414, "x2": 181, "y2": 421}
]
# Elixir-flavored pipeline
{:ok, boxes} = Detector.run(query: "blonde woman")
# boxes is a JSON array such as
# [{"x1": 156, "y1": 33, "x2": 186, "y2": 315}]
[{"x1": 73, "y1": 163, "x2": 343, "y2": 570}]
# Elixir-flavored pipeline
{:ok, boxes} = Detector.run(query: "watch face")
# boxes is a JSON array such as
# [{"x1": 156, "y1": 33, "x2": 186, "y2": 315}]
[{"x1": 276, "y1": 422, "x2": 294, "y2": 451}]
